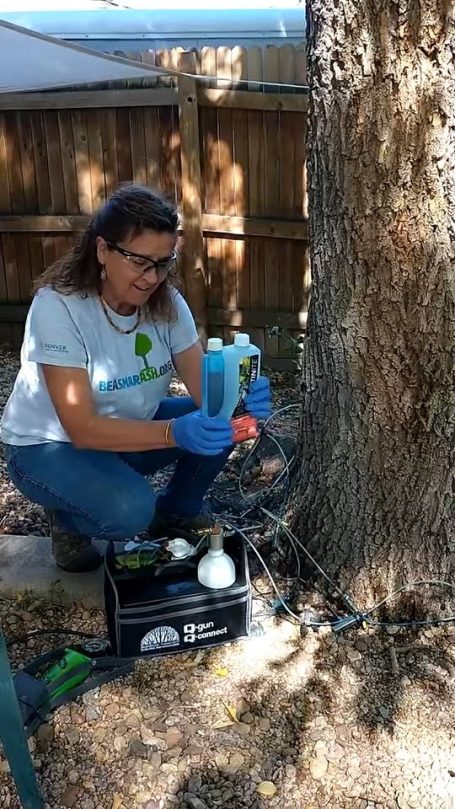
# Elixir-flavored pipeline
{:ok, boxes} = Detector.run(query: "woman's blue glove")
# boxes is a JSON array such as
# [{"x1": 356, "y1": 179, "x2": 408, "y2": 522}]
[
  {"x1": 172, "y1": 411, "x2": 233, "y2": 456},
  {"x1": 244, "y1": 375, "x2": 272, "y2": 420}
]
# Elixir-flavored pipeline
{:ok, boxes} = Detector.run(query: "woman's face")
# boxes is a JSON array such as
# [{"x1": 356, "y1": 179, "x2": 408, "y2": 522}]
[{"x1": 96, "y1": 228, "x2": 177, "y2": 309}]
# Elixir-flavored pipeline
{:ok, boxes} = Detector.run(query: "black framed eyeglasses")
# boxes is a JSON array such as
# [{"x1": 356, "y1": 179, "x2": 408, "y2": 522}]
[{"x1": 106, "y1": 241, "x2": 178, "y2": 277}]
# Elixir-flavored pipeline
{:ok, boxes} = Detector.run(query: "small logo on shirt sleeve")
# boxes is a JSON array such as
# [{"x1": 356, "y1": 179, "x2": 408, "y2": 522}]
[{"x1": 41, "y1": 341, "x2": 69, "y2": 354}]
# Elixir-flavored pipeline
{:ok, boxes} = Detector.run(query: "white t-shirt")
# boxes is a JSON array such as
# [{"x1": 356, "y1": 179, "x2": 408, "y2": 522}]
[{"x1": 1, "y1": 287, "x2": 199, "y2": 446}]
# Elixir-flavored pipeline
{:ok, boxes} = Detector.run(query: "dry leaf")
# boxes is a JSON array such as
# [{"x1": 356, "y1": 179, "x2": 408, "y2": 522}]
[
  {"x1": 212, "y1": 717, "x2": 235, "y2": 729},
  {"x1": 223, "y1": 702, "x2": 240, "y2": 723},
  {"x1": 186, "y1": 649, "x2": 205, "y2": 667},
  {"x1": 256, "y1": 781, "x2": 277, "y2": 797},
  {"x1": 214, "y1": 667, "x2": 229, "y2": 678}
]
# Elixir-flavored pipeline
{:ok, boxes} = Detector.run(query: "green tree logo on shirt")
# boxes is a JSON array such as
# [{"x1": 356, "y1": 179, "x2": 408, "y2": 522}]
[{"x1": 135, "y1": 332, "x2": 153, "y2": 369}]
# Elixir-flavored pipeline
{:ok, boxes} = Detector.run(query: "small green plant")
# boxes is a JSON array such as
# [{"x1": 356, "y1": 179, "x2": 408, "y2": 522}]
[{"x1": 267, "y1": 325, "x2": 305, "y2": 371}]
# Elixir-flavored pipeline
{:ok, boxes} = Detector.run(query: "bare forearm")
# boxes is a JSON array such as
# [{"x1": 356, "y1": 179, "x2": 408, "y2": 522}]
[{"x1": 72, "y1": 415, "x2": 175, "y2": 452}]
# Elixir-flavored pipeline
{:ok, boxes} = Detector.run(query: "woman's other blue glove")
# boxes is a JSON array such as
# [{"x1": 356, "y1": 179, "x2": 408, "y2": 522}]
[
  {"x1": 172, "y1": 411, "x2": 233, "y2": 456},
  {"x1": 244, "y1": 376, "x2": 272, "y2": 419}
]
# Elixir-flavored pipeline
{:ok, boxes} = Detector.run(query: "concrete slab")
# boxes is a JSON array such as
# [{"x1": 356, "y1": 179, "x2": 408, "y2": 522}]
[{"x1": 0, "y1": 535, "x2": 105, "y2": 608}]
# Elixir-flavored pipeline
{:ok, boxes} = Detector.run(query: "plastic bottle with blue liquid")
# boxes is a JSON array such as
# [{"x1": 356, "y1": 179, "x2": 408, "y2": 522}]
[{"x1": 202, "y1": 333, "x2": 261, "y2": 442}]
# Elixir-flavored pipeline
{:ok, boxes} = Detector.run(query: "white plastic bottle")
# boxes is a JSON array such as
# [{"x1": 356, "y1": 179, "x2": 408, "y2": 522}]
[
  {"x1": 197, "y1": 525, "x2": 236, "y2": 590},
  {"x1": 217, "y1": 333, "x2": 261, "y2": 421}
]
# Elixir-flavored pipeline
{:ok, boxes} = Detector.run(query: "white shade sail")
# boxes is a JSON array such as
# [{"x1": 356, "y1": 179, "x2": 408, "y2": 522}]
[{"x1": 0, "y1": 19, "x2": 171, "y2": 94}]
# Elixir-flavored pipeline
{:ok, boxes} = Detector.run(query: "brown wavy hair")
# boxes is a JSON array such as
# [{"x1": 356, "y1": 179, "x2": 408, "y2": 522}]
[{"x1": 35, "y1": 184, "x2": 180, "y2": 321}]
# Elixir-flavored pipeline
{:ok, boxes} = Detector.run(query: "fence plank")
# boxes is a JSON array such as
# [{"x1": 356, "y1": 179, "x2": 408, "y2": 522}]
[
  {"x1": 294, "y1": 108, "x2": 308, "y2": 219},
  {"x1": 0, "y1": 116, "x2": 11, "y2": 212},
  {"x1": 231, "y1": 48, "x2": 249, "y2": 217},
  {"x1": 58, "y1": 110, "x2": 80, "y2": 214},
  {"x1": 2, "y1": 235, "x2": 20, "y2": 301},
  {"x1": 208, "y1": 307, "x2": 307, "y2": 329},
  {"x1": 200, "y1": 88, "x2": 308, "y2": 112},
  {"x1": 200, "y1": 46, "x2": 217, "y2": 89},
  {"x1": 44, "y1": 111, "x2": 66, "y2": 213},
  {"x1": 141, "y1": 50, "x2": 158, "y2": 88},
  {"x1": 158, "y1": 106, "x2": 178, "y2": 200},
  {"x1": 264, "y1": 48, "x2": 280, "y2": 218},
  {"x1": 0, "y1": 238, "x2": 8, "y2": 300},
  {"x1": 0, "y1": 213, "x2": 309, "y2": 240},
  {"x1": 28, "y1": 234, "x2": 44, "y2": 283},
  {"x1": 279, "y1": 50, "x2": 296, "y2": 218},
  {"x1": 178, "y1": 52, "x2": 207, "y2": 340},
  {"x1": 100, "y1": 109, "x2": 119, "y2": 197},
  {"x1": 0, "y1": 303, "x2": 308, "y2": 329},
  {"x1": 217, "y1": 47, "x2": 237, "y2": 326},
  {"x1": 144, "y1": 106, "x2": 161, "y2": 191},
  {"x1": 4, "y1": 113, "x2": 25, "y2": 213},
  {"x1": 14, "y1": 234, "x2": 32, "y2": 302},
  {"x1": 115, "y1": 108, "x2": 133, "y2": 184},
  {"x1": 30, "y1": 112, "x2": 52, "y2": 214},
  {"x1": 16, "y1": 113, "x2": 38, "y2": 212},
  {"x1": 0, "y1": 88, "x2": 177, "y2": 110},
  {"x1": 87, "y1": 110, "x2": 106, "y2": 208},
  {"x1": 72, "y1": 111, "x2": 93, "y2": 214},
  {"x1": 247, "y1": 49, "x2": 264, "y2": 218},
  {"x1": 129, "y1": 107, "x2": 147, "y2": 186},
  {"x1": 295, "y1": 46, "x2": 308, "y2": 86},
  {"x1": 0, "y1": 87, "x2": 308, "y2": 113}
]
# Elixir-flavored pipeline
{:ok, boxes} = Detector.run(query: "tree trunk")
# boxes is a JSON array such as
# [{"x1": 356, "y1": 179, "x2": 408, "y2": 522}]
[{"x1": 292, "y1": 0, "x2": 455, "y2": 608}]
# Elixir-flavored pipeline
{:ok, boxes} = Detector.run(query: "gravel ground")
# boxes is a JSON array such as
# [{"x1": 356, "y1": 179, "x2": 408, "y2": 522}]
[{"x1": 0, "y1": 346, "x2": 454, "y2": 809}]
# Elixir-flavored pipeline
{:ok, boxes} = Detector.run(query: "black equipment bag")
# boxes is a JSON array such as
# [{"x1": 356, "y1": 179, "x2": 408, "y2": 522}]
[{"x1": 104, "y1": 532, "x2": 251, "y2": 658}]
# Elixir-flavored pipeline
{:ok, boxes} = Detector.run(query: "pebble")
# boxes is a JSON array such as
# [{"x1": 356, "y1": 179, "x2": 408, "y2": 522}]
[
  {"x1": 233, "y1": 722, "x2": 251, "y2": 738},
  {"x1": 355, "y1": 638, "x2": 369, "y2": 652},
  {"x1": 309, "y1": 756, "x2": 328, "y2": 780},
  {"x1": 183, "y1": 794, "x2": 207, "y2": 809},
  {"x1": 65, "y1": 728, "x2": 80, "y2": 745},
  {"x1": 228, "y1": 752, "x2": 245, "y2": 772},
  {"x1": 258, "y1": 717, "x2": 271, "y2": 731},
  {"x1": 162, "y1": 746, "x2": 183, "y2": 761},
  {"x1": 141, "y1": 730, "x2": 167, "y2": 748},
  {"x1": 150, "y1": 752, "x2": 162, "y2": 769},
  {"x1": 129, "y1": 740, "x2": 149, "y2": 759},
  {"x1": 386, "y1": 625, "x2": 400, "y2": 635},
  {"x1": 164, "y1": 728, "x2": 184, "y2": 748},
  {"x1": 188, "y1": 776, "x2": 202, "y2": 793},
  {"x1": 37, "y1": 724, "x2": 54, "y2": 745},
  {"x1": 61, "y1": 786, "x2": 80, "y2": 807},
  {"x1": 186, "y1": 744, "x2": 203, "y2": 756},
  {"x1": 236, "y1": 696, "x2": 250, "y2": 714},
  {"x1": 67, "y1": 770, "x2": 79, "y2": 785}
]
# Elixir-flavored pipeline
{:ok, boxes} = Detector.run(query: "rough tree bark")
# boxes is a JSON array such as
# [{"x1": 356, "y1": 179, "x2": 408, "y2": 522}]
[{"x1": 292, "y1": 0, "x2": 454, "y2": 608}]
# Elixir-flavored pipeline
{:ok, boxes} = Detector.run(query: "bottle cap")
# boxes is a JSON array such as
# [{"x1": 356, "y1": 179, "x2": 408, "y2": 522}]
[
  {"x1": 207, "y1": 337, "x2": 223, "y2": 351},
  {"x1": 234, "y1": 333, "x2": 250, "y2": 347}
]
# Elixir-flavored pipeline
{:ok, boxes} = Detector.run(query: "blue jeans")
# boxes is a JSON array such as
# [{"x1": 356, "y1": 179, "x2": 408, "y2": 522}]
[{"x1": 4, "y1": 397, "x2": 231, "y2": 541}]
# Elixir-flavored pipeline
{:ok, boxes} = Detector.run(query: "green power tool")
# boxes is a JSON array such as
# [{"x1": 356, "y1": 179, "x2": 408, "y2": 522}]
[{"x1": 43, "y1": 648, "x2": 93, "y2": 700}]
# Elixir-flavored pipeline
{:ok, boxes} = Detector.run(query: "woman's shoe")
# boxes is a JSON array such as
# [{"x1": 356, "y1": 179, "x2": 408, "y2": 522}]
[
  {"x1": 46, "y1": 510, "x2": 103, "y2": 573},
  {"x1": 148, "y1": 508, "x2": 215, "y2": 539}
]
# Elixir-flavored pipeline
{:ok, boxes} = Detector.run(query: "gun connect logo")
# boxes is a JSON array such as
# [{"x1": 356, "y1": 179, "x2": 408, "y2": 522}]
[{"x1": 183, "y1": 622, "x2": 228, "y2": 644}]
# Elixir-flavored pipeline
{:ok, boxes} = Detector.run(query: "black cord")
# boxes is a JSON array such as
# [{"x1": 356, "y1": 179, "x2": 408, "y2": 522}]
[{"x1": 6, "y1": 628, "x2": 104, "y2": 646}]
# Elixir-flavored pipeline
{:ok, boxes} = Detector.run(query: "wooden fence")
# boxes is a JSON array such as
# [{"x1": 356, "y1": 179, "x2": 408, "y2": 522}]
[{"x1": 0, "y1": 45, "x2": 310, "y2": 367}]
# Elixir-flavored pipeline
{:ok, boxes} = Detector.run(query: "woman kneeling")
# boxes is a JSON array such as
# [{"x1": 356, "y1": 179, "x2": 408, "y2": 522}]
[{"x1": 1, "y1": 185, "x2": 270, "y2": 572}]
